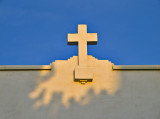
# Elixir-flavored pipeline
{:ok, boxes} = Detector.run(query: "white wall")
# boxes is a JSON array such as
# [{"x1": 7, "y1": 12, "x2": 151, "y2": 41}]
[{"x1": 0, "y1": 56, "x2": 160, "y2": 119}]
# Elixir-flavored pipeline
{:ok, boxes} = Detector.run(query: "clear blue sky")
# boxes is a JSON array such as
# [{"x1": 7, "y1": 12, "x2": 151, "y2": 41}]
[{"x1": 0, "y1": 0, "x2": 160, "y2": 65}]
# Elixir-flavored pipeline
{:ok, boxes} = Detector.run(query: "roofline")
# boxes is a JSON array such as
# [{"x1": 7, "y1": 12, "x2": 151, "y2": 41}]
[
  {"x1": 0, "y1": 65, "x2": 51, "y2": 71},
  {"x1": 0, "y1": 65, "x2": 160, "y2": 71},
  {"x1": 113, "y1": 65, "x2": 160, "y2": 70}
]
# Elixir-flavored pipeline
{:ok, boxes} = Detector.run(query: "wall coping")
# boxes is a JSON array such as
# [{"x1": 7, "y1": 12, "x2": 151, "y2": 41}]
[
  {"x1": 0, "y1": 65, "x2": 51, "y2": 71},
  {"x1": 113, "y1": 65, "x2": 160, "y2": 70},
  {"x1": 0, "y1": 65, "x2": 160, "y2": 71}
]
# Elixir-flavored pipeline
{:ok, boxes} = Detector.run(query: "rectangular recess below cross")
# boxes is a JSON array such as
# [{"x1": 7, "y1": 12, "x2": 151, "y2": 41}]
[{"x1": 74, "y1": 66, "x2": 93, "y2": 83}]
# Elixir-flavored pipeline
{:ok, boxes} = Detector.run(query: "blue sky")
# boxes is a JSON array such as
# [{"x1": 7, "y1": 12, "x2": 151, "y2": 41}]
[{"x1": 0, "y1": 0, "x2": 160, "y2": 65}]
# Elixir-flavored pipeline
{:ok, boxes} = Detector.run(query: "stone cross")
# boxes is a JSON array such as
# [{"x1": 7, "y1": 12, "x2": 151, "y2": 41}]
[
  {"x1": 68, "y1": 24, "x2": 97, "y2": 84},
  {"x1": 68, "y1": 24, "x2": 97, "y2": 67}
]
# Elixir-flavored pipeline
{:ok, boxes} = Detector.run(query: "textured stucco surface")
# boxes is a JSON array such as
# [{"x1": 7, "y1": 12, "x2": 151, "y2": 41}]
[{"x1": 0, "y1": 56, "x2": 160, "y2": 119}]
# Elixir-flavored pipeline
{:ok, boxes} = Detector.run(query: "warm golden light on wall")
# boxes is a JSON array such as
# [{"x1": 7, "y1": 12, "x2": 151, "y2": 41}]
[{"x1": 29, "y1": 56, "x2": 121, "y2": 109}]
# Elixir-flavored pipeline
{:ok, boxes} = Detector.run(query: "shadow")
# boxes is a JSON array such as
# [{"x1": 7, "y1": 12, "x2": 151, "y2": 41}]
[
  {"x1": 29, "y1": 88, "x2": 109, "y2": 118},
  {"x1": 87, "y1": 42, "x2": 97, "y2": 45},
  {"x1": 68, "y1": 42, "x2": 97, "y2": 45},
  {"x1": 68, "y1": 42, "x2": 78, "y2": 45}
]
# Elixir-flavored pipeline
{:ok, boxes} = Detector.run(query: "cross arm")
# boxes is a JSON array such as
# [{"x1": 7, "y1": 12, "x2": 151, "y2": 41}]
[
  {"x1": 87, "y1": 33, "x2": 98, "y2": 44},
  {"x1": 68, "y1": 34, "x2": 79, "y2": 43}
]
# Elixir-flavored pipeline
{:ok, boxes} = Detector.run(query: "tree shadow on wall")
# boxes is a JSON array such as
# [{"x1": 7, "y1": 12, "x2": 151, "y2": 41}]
[
  {"x1": 29, "y1": 56, "x2": 122, "y2": 119},
  {"x1": 48, "y1": 89, "x2": 121, "y2": 119}
]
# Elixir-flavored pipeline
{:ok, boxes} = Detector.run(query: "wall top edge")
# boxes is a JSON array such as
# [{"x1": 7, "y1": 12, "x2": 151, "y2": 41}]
[
  {"x1": 0, "y1": 65, "x2": 160, "y2": 71},
  {"x1": 113, "y1": 65, "x2": 160, "y2": 70},
  {"x1": 0, "y1": 65, "x2": 51, "y2": 70}
]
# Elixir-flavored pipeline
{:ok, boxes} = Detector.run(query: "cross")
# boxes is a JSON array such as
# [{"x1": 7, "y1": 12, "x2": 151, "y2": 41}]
[{"x1": 68, "y1": 24, "x2": 97, "y2": 67}]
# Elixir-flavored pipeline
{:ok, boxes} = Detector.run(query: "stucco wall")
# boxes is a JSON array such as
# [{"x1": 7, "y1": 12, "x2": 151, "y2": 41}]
[{"x1": 0, "y1": 56, "x2": 160, "y2": 119}]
